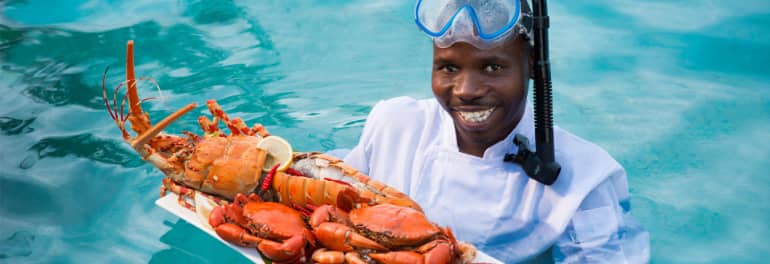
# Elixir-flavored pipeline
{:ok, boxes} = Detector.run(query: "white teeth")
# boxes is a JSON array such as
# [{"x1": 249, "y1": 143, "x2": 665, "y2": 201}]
[{"x1": 458, "y1": 107, "x2": 495, "y2": 123}]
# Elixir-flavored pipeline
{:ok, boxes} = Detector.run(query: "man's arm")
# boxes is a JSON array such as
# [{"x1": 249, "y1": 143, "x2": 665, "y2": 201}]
[
  {"x1": 344, "y1": 139, "x2": 370, "y2": 175},
  {"x1": 552, "y1": 176, "x2": 650, "y2": 264},
  {"x1": 343, "y1": 100, "x2": 390, "y2": 174}
]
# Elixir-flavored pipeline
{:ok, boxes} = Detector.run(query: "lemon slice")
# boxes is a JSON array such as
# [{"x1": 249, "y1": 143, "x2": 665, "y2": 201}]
[
  {"x1": 258, "y1": 135, "x2": 293, "y2": 172},
  {"x1": 194, "y1": 192, "x2": 219, "y2": 231}
]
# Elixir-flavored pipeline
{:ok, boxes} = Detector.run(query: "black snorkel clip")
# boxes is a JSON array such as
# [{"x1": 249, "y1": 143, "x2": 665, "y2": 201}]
[{"x1": 504, "y1": 0, "x2": 561, "y2": 185}]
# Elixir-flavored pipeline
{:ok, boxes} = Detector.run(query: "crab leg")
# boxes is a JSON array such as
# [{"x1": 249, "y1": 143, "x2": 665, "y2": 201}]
[
  {"x1": 311, "y1": 248, "x2": 344, "y2": 264},
  {"x1": 369, "y1": 241, "x2": 454, "y2": 264},
  {"x1": 368, "y1": 251, "x2": 424, "y2": 264},
  {"x1": 344, "y1": 252, "x2": 369, "y2": 264},
  {"x1": 198, "y1": 116, "x2": 221, "y2": 135},
  {"x1": 206, "y1": 100, "x2": 246, "y2": 136},
  {"x1": 368, "y1": 240, "x2": 454, "y2": 264}
]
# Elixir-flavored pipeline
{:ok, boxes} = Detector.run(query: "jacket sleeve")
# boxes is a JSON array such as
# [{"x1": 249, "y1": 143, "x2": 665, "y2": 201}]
[{"x1": 552, "y1": 172, "x2": 650, "y2": 264}]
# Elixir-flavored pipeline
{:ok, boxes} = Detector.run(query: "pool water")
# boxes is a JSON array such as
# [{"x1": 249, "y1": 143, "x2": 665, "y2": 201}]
[{"x1": 1, "y1": 0, "x2": 768, "y2": 263}]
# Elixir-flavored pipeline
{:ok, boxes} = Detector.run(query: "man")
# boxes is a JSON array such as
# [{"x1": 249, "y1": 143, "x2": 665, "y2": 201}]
[{"x1": 343, "y1": 0, "x2": 649, "y2": 263}]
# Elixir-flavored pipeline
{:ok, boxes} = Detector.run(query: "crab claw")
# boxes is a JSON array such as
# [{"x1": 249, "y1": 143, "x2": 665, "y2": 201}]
[
  {"x1": 255, "y1": 235, "x2": 307, "y2": 263},
  {"x1": 368, "y1": 240, "x2": 454, "y2": 264},
  {"x1": 212, "y1": 223, "x2": 255, "y2": 246},
  {"x1": 309, "y1": 205, "x2": 351, "y2": 228},
  {"x1": 309, "y1": 205, "x2": 385, "y2": 251},
  {"x1": 313, "y1": 222, "x2": 388, "y2": 252}
]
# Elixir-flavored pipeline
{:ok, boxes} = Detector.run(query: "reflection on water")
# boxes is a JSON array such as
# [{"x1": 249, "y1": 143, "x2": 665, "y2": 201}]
[
  {"x1": 28, "y1": 133, "x2": 143, "y2": 166},
  {"x1": 148, "y1": 220, "x2": 251, "y2": 264},
  {"x1": 0, "y1": 0, "x2": 769, "y2": 263}
]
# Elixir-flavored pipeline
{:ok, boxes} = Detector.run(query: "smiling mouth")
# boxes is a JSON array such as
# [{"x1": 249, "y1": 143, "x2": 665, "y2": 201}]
[{"x1": 457, "y1": 107, "x2": 496, "y2": 123}]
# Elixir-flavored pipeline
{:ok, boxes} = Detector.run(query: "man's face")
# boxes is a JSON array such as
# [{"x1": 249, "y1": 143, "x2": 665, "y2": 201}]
[{"x1": 432, "y1": 38, "x2": 531, "y2": 155}]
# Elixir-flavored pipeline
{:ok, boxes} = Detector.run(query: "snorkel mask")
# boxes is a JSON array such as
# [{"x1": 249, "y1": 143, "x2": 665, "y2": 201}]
[
  {"x1": 415, "y1": 0, "x2": 533, "y2": 49},
  {"x1": 416, "y1": 0, "x2": 562, "y2": 185}
]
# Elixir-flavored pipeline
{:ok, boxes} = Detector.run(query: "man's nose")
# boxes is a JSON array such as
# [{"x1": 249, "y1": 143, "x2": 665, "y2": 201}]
[{"x1": 453, "y1": 73, "x2": 485, "y2": 102}]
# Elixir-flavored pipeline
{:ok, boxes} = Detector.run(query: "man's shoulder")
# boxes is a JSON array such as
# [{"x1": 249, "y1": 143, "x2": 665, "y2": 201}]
[
  {"x1": 370, "y1": 96, "x2": 438, "y2": 116},
  {"x1": 553, "y1": 126, "x2": 623, "y2": 175},
  {"x1": 366, "y1": 96, "x2": 441, "y2": 127}
]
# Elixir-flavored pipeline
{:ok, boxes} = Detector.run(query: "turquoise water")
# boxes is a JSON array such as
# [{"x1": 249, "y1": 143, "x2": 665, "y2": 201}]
[{"x1": 1, "y1": 0, "x2": 768, "y2": 263}]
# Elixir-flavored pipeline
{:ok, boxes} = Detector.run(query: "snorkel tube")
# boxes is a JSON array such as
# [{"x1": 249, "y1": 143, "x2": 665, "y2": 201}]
[{"x1": 504, "y1": 0, "x2": 561, "y2": 185}]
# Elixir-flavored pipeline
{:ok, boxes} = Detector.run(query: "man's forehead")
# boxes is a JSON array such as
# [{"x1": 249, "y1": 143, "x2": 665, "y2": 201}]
[{"x1": 433, "y1": 40, "x2": 527, "y2": 60}]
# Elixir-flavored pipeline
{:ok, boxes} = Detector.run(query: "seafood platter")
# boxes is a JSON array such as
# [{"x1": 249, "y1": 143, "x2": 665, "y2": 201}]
[{"x1": 105, "y1": 41, "x2": 502, "y2": 264}]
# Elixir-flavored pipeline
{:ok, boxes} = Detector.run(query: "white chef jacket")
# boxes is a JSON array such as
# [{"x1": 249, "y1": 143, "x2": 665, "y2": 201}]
[{"x1": 343, "y1": 97, "x2": 649, "y2": 263}]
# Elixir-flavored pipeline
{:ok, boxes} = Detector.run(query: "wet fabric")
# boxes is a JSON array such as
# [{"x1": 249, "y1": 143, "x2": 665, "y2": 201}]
[{"x1": 344, "y1": 97, "x2": 650, "y2": 263}]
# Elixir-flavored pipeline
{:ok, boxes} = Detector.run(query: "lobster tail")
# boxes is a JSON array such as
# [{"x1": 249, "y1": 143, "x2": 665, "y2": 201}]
[
  {"x1": 295, "y1": 153, "x2": 423, "y2": 212},
  {"x1": 272, "y1": 170, "x2": 359, "y2": 212}
]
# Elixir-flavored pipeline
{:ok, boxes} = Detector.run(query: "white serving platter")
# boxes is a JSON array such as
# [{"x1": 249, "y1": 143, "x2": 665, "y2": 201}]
[{"x1": 156, "y1": 193, "x2": 502, "y2": 263}]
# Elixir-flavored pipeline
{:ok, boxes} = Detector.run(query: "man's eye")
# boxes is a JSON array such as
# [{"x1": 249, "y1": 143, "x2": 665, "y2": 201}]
[
  {"x1": 439, "y1": 65, "x2": 459, "y2": 73},
  {"x1": 484, "y1": 64, "x2": 503, "y2": 72}
]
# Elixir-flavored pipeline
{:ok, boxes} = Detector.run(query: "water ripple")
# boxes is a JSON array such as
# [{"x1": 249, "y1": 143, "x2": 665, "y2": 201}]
[
  {"x1": 27, "y1": 133, "x2": 142, "y2": 167},
  {"x1": 0, "y1": 116, "x2": 35, "y2": 135},
  {"x1": 0, "y1": 175, "x2": 56, "y2": 219},
  {"x1": 0, "y1": 231, "x2": 34, "y2": 259},
  {"x1": 0, "y1": 0, "x2": 768, "y2": 263}
]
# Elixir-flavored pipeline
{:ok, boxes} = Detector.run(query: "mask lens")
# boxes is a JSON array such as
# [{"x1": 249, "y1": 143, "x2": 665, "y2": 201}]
[{"x1": 416, "y1": 0, "x2": 523, "y2": 39}]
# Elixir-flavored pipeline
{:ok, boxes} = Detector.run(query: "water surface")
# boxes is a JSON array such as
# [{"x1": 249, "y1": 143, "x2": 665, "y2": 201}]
[{"x1": 1, "y1": 0, "x2": 769, "y2": 263}]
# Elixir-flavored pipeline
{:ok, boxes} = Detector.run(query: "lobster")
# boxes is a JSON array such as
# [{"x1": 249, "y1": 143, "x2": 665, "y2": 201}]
[{"x1": 103, "y1": 40, "x2": 419, "y2": 214}]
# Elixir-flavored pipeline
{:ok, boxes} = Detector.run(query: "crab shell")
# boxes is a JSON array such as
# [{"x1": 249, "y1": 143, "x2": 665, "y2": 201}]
[
  {"x1": 239, "y1": 201, "x2": 311, "y2": 239},
  {"x1": 350, "y1": 204, "x2": 442, "y2": 248}
]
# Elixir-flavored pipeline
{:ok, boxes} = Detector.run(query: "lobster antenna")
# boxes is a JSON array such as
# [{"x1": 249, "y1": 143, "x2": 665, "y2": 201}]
[
  {"x1": 135, "y1": 77, "x2": 170, "y2": 110},
  {"x1": 126, "y1": 40, "x2": 141, "y2": 116}
]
